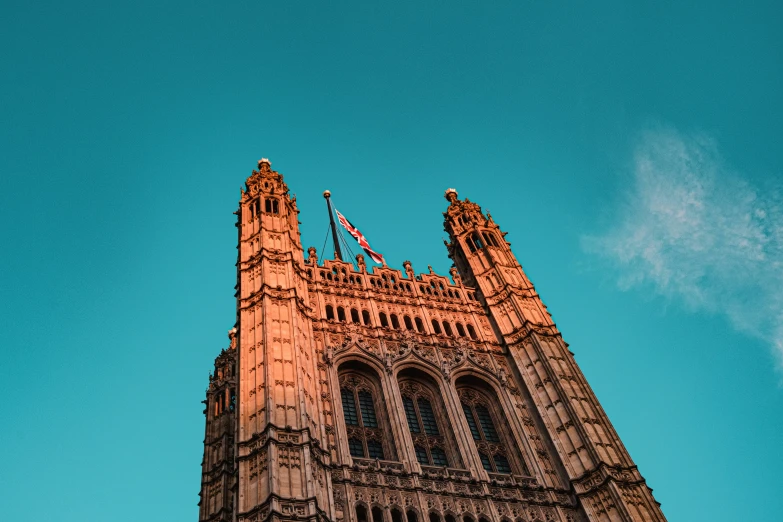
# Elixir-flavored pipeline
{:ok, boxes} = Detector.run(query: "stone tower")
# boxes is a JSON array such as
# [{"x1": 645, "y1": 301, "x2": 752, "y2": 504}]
[{"x1": 198, "y1": 160, "x2": 667, "y2": 522}]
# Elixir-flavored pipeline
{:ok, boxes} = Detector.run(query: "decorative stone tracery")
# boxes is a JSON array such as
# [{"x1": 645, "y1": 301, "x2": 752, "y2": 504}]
[{"x1": 198, "y1": 160, "x2": 668, "y2": 522}]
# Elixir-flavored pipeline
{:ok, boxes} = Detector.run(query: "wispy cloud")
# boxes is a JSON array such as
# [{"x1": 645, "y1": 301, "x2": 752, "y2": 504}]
[{"x1": 583, "y1": 127, "x2": 783, "y2": 370}]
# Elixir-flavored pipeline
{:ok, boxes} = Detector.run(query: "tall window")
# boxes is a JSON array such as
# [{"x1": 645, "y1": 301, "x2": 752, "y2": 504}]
[
  {"x1": 458, "y1": 383, "x2": 525, "y2": 475},
  {"x1": 398, "y1": 376, "x2": 460, "y2": 468},
  {"x1": 404, "y1": 316, "x2": 414, "y2": 330},
  {"x1": 431, "y1": 320, "x2": 442, "y2": 335},
  {"x1": 339, "y1": 369, "x2": 394, "y2": 461},
  {"x1": 391, "y1": 314, "x2": 401, "y2": 330},
  {"x1": 415, "y1": 317, "x2": 425, "y2": 333}
]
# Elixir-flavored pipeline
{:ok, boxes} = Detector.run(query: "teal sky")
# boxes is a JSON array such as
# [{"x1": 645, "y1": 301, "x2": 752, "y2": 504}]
[{"x1": 2, "y1": 2, "x2": 781, "y2": 520}]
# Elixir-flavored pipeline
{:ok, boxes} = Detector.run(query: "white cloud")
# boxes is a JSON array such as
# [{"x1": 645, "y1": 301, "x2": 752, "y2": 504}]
[{"x1": 583, "y1": 127, "x2": 783, "y2": 371}]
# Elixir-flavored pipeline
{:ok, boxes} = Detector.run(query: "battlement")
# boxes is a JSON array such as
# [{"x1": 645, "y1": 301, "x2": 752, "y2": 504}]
[{"x1": 304, "y1": 257, "x2": 480, "y2": 305}]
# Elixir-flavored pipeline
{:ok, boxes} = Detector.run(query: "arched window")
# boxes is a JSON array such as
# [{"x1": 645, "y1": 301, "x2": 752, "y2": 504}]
[
  {"x1": 351, "y1": 308, "x2": 361, "y2": 324},
  {"x1": 466, "y1": 324, "x2": 477, "y2": 340},
  {"x1": 407, "y1": 511, "x2": 418, "y2": 522},
  {"x1": 373, "y1": 507, "x2": 384, "y2": 522},
  {"x1": 445, "y1": 515, "x2": 456, "y2": 522},
  {"x1": 265, "y1": 199, "x2": 272, "y2": 213},
  {"x1": 356, "y1": 505, "x2": 368, "y2": 522},
  {"x1": 272, "y1": 199, "x2": 279, "y2": 214},
  {"x1": 415, "y1": 317, "x2": 425, "y2": 333},
  {"x1": 398, "y1": 370, "x2": 462, "y2": 469},
  {"x1": 326, "y1": 305, "x2": 335, "y2": 321},
  {"x1": 339, "y1": 365, "x2": 396, "y2": 461},
  {"x1": 337, "y1": 306, "x2": 346, "y2": 322},
  {"x1": 391, "y1": 314, "x2": 401, "y2": 330},
  {"x1": 404, "y1": 315, "x2": 414, "y2": 330},
  {"x1": 429, "y1": 513, "x2": 441, "y2": 522},
  {"x1": 457, "y1": 377, "x2": 527, "y2": 475},
  {"x1": 362, "y1": 310, "x2": 372, "y2": 326},
  {"x1": 391, "y1": 509, "x2": 404, "y2": 522},
  {"x1": 456, "y1": 323, "x2": 466, "y2": 337},
  {"x1": 431, "y1": 320, "x2": 442, "y2": 335},
  {"x1": 442, "y1": 321, "x2": 454, "y2": 337},
  {"x1": 482, "y1": 232, "x2": 493, "y2": 248},
  {"x1": 379, "y1": 313, "x2": 389, "y2": 328},
  {"x1": 471, "y1": 233, "x2": 484, "y2": 250}
]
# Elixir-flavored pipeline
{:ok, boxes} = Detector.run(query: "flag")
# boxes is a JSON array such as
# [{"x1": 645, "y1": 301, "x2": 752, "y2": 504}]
[{"x1": 335, "y1": 209, "x2": 385, "y2": 264}]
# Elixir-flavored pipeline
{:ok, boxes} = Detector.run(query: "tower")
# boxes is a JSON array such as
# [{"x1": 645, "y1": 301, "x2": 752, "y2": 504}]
[{"x1": 198, "y1": 160, "x2": 667, "y2": 522}]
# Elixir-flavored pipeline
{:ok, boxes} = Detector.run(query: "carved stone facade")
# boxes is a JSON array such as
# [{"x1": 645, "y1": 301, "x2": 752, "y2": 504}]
[{"x1": 197, "y1": 160, "x2": 667, "y2": 522}]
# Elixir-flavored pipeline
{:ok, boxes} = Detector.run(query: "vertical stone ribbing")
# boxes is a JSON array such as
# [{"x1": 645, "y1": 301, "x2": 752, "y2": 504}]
[
  {"x1": 198, "y1": 330, "x2": 237, "y2": 522},
  {"x1": 199, "y1": 163, "x2": 666, "y2": 522},
  {"x1": 443, "y1": 189, "x2": 666, "y2": 522},
  {"x1": 235, "y1": 160, "x2": 332, "y2": 522}
]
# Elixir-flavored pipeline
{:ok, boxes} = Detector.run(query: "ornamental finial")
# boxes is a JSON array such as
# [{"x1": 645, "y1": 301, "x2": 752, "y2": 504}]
[{"x1": 445, "y1": 188, "x2": 458, "y2": 203}]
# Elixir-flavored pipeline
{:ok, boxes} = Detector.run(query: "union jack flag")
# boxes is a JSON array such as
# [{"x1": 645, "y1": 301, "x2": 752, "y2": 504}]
[{"x1": 335, "y1": 209, "x2": 385, "y2": 264}]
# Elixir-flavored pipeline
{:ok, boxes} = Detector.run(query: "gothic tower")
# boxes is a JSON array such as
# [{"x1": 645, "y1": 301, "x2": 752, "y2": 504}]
[{"x1": 198, "y1": 160, "x2": 667, "y2": 522}]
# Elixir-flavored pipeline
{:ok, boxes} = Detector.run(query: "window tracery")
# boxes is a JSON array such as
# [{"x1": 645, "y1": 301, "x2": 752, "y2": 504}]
[
  {"x1": 398, "y1": 374, "x2": 462, "y2": 468},
  {"x1": 458, "y1": 383, "x2": 527, "y2": 475},
  {"x1": 339, "y1": 369, "x2": 395, "y2": 461}
]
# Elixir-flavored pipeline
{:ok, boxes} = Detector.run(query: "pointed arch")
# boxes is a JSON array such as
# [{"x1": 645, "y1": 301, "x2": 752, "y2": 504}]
[
  {"x1": 404, "y1": 315, "x2": 414, "y2": 330},
  {"x1": 391, "y1": 314, "x2": 401, "y2": 330},
  {"x1": 338, "y1": 360, "x2": 397, "y2": 462},
  {"x1": 397, "y1": 367, "x2": 463, "y2": 469},
  {"x1": 456, "y1": 322, "x2": 466, "y2": 337},
  {"x1": 415, "y1": 317, "x2": 425, "y2": 333},
  {"x1": 431, "y1": 320, "x2": 442, "y2": 335},
  {"x1": 456, "y1": 374, "x2": 528, "y2": 475},
  {"x1": 442, "y1": 321, "x2": 454, "y2": 337},
  {"x1": 466, "y1": 324, "x2": 477, "y2": 340},
  {"x1": 356, "y1": 505, "x2": 369, "y2": 522}
]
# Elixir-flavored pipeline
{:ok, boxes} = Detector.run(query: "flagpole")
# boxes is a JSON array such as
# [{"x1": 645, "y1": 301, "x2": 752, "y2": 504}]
[{"x1": 323, "y1": 190, "x2": 343, "y2": 261}]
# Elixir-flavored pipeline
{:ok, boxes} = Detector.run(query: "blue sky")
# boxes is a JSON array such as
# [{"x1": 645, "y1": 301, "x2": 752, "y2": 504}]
[{"x1": 1, "y1": 2, "x2": 781, "y2": 520}]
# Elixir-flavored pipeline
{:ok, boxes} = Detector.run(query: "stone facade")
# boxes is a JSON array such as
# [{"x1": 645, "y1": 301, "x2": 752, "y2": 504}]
[{"x1": 198, "y1": 159, "x2": 667, "y2": 522}]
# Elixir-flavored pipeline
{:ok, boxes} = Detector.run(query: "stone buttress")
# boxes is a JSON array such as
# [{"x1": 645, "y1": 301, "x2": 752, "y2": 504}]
[{"x1": 198, "y1": 161, "x2": 667, "y2": 522}]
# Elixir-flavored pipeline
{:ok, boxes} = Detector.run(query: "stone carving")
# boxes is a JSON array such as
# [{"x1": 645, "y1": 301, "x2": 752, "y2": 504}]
[{"x1": 199, "y1": 159, "x2": 668, "y2": 522}]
